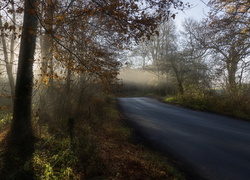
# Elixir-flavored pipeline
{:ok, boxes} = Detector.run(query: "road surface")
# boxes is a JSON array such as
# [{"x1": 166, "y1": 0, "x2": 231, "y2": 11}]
[{"x1": 117, "y1": 97, "x2": 250, "y2": 180}]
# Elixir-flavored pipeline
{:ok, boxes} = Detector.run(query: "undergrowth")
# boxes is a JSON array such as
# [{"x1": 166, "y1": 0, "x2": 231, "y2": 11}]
[
  {"x1": 0, "y1": 108, "x2": 12, "y2": 129},
  {"x1": 0, "y1": 95, "x2": 184, "y2": 179},
  {"x1": 165, "y1": 88, "x2": 250, "y2": 120}
]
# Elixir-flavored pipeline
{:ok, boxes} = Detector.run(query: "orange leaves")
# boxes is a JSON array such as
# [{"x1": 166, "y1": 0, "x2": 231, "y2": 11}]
[
  {"x1": 0, "y1": 105, "x2": 10, "y2": 110},
  {"x1": 56, "y1": 35, "x2": 62, "y2": 40},
  {"x1": 56, "y1": 15, "x2": 64, "y2": 21},
  {"x1": 240, "y1": 27, "x2": 249, "y2": 34},
  {"x1": 210, "y1": 0, "x2": 250, "y2": 35},
  {"x1": 54, "y1": 52, "x2": 59, "y2": 59},
  {"x1": 35, "y1": 0, "x2": 187, "y2": 92},
  {"x1": 212, "y1": 0, "x2": 250, "y2": 14},
  {"x1": 43, "y1": 76, "x2": 49, "y2": 85}
]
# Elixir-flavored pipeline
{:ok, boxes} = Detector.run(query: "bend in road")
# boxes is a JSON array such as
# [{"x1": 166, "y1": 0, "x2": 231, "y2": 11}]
[{"x1": 117, "y1": 97, "x2": 250, "y2": 180}]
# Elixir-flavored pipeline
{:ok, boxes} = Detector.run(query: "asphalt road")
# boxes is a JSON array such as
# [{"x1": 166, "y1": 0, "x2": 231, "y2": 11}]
[{"x1": 117, "y1": 97, "x2": 250, "y2": 180}]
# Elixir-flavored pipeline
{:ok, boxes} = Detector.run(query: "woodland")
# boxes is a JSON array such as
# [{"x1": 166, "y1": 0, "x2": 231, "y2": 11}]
[
  {"x1": 121, "y1": 0, "x2": 250, "y2": 120},
  {"x1": 0, "y1": 0, "x2": 249, "y2": 179}
]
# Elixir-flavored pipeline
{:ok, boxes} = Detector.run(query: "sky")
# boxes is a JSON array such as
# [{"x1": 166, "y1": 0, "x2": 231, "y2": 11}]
[{"x1": 173, "y1": 0, "x2": 210, "y2": 30}]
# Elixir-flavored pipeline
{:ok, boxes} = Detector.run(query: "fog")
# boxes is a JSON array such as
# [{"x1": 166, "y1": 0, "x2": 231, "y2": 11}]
[
  {"x1": 118, "y1": 68, "x2": 158, "y2": 86},
  {"x1": 117, "y1": 67, "x2": 177, "y2": 96}
]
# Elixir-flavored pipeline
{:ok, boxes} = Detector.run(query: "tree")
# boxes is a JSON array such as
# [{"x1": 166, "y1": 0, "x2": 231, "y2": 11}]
[
  {"x1": 39, "y1": 0, "x2": 55, "y2": 85},
  {"x1": 3, "y1": 0, "x2": 38, "y2": 178},
  {"x1": 134, "y1": 19, "x2": 209, "y2": 94},
  {"x1": 181, "y1": 18, "x2": 211, "y2": 88},
  {"x1": 184, "y1": 15, "x2": 250, "y2": 91},
  {"x1": 206, "y1": 0, "x2": 250, "y2": 89},
  {"x1": 209, "y1": 0, "x2": 250, "y2": 33},
  {"x1": 0, "y1": 1, "x2": 17, "y2": 101},
  {"x1": 2, "y1": 0, "x2": 185, "y2": 178},
  {"x1": 35, "y1": 0, "x2": 183, "y2": 97},
  {"x1": 137, "y1": 20, "x2": 177, "y2": 81}
]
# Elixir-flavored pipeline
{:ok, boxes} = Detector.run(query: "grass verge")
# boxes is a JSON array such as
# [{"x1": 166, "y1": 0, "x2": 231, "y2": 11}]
[{"x1": 164, "y1": 92, "x2": 250, "y2": 121}]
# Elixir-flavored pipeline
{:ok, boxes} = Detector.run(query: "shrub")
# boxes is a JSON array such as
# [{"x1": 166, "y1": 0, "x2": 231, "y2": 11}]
[{"x1": 165, "y1": 88, "x2": 250, "y2": 120}]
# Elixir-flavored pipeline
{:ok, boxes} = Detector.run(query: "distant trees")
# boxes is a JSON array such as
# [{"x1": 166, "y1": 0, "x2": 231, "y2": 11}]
[
  {"x1": 129, "y1": 0, "x2": 250, "y2": 96},
  {"x1": 182, "y1": 1, "x2": 250, "y2": 91},
  {"x1": 134, "y1": 19, "x2": 210, "y2": 95}
]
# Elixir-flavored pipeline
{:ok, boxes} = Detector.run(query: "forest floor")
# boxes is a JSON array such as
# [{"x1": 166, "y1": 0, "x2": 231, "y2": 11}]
[
  {"x1": 89, "y1": 114, "x2": 184, "y2": 179},
  {"x1": 0, "y1": 127, "x2": 9, "y2": 142},
  {"x1": 0, "y1": 98, "x2": 185, "y2": 179}
]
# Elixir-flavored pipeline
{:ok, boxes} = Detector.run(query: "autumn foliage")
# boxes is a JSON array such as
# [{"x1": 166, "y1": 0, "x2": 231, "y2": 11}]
[{"x1": 0, "y1": 0, "x2": 186, "y2": 179}]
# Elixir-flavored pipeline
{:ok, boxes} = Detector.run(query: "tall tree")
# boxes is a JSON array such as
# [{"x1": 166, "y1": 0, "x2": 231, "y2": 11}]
[
  {"x1": 184, "y1": 15, "x2": 250, "y2": 91},
  {"x1": 4, "y1": 0, "x2": 38, "y2": 178},
  {"x1": 207, "y1": 0, "x2": 250, "y2": 90},
  {"x1": 181, "y1": 18, "x2": 211, "y2": 88}
]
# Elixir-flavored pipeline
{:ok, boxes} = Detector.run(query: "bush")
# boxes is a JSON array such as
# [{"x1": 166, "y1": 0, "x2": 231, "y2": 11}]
[
  {"x1": 165, "y1": 88, "x2": 250, "y2": 120},
  {"x1": 0, "y1": 110, "x2": 12, "y2": 131}
]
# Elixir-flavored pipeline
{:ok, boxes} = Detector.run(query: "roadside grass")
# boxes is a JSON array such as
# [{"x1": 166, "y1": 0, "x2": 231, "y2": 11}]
[
  {"x1": 164, "y1": 92, "x2": 250, "y2": 121},
  {"x1": 0, "y1": 95, "x2": 184, "y2": 179},
  {"x1": 0, "y1": 107, "x2": 12, "y2": 142},
  {"x1": 94, "y1": 100, "x2": 184, "y2": 179},
  {"x1": 123, "y1": 85, "x2": 250, "y2": 120}
]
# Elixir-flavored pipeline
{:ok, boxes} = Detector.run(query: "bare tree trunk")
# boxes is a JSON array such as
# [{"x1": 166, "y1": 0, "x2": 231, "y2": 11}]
[
  {"x1": 226, "y1": 47, "x2": 239, "y2": 92},
  {"x1": 4, "y1": 0, "x2": 38, "y2": 178},
  {"x1": 227, "y1": 54, "x2": 239, "y2": 92},
  {"x1": 0, "y1": 17, "x2": 15, "y2": 100},
  {"x1": 40, "y1": 34, "x2": 49, "y2": 76},
  {"x1": 177, "y1": 78, "x2": 184, "y2": 95},
  {"x1": 38, "y1": 1, "x2": 55, "y2": 127},
  {"x1": 227, "y1": 61, "x2": 237, "y2": 91},
  {"x1": 9, "y1": 1, "x2": 16, "y2": 94},
  {"x1": 66, "y1": 65, "x2": 72, "y2": 93},
  {"x1": 39, "y1": 0, "x2": 54, "y2": 81},
  {"x1": 41, "y1": 0, "x2": 55, "y2": 97},
  {"x1": 169, "y1": 53, "x2": 185, "y2": 95}
]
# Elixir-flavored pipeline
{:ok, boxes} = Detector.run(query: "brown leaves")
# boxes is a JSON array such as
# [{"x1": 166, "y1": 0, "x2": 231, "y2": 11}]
[
  {"x1": 27, "y1": 9, "x2": 36, "y2": 15},
  {"x1": 16, "y1": 7, "x2": 24, "y2": 13},
  {"x1": 171, "y1": 14, "x2": 176, "y2": 19},
  {"x1": 36, "y1": 0, "x2": 186, "y2": 91},
  {"x1": 55, "y1": 15, "x2": 64, "y2": 22},
  {"x1": 209, "y1": 0, "x2": 250, "y2": 35},
  {"x1": 0, "y1": 22, "x2": 17, "y2": 36},
  {"x1": 93, "y1": 115, "x2": 177, "y2": 179}
]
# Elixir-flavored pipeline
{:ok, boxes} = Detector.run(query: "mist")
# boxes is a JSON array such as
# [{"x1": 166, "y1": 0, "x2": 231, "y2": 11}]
[
  {"x1": 119, "y1": 68, "x2": 157, "y2": 86},
  {"x1": 118, "y1": 67, "x2": 177, "y2": 96}
]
